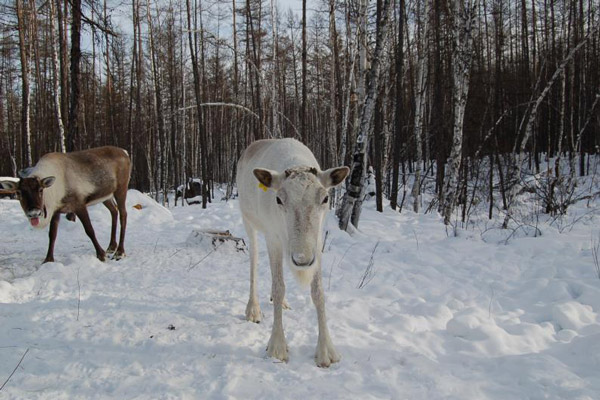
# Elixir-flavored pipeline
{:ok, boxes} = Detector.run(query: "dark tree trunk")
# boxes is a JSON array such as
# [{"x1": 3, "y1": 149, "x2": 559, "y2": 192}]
[
  {"x1": 16, "y1": 0, "x2": 32, "y2": 166},
  {"x1": 67, "y1": 0, "x2": 82, "y2": 151},
  {"x1": 390, "y1": 0, "x2": 405, "y2": 211},
  {"x1": 186, "y1": 0, "x2": 208, "y2": 208}
]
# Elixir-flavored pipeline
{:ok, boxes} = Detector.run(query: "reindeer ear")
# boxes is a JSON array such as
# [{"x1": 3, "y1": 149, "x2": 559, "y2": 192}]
[
  {"x1": 41, "y1": 176, "x2": 55, "y2": 188},
  {"x1": 253, "y1": 168, "x2": 283, "y2": 190},
  {"x1": 0, "y1": 180, "x2": 18, "y2": 193},
  {"x1": 319, "y1": 166, "x2": 350, "y2": 188}
]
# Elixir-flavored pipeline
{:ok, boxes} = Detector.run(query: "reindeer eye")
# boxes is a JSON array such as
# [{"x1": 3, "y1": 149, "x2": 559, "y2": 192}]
[
  {"x1": 276, "y1": 197, "x2": 283, "y2": 205},
  {"x1": 322, "y1": 196, "x2": 329, "y2": 204}
]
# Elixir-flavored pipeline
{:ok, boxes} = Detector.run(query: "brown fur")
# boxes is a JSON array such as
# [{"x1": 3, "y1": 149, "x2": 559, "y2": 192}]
[{"x1": 7, "y1": 146, "x2": 131, "y2": 263}]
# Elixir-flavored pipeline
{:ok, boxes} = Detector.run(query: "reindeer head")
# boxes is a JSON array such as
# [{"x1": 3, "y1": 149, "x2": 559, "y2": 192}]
[
  {"x1": 0, "y1": 172, "x2": 56, "y2": 227},
  {"x1": 253, "y1": 165, "x2": 349, "y2": 270}
]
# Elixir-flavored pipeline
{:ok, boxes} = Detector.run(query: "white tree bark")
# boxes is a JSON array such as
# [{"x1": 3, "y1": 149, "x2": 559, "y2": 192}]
[
  {"x1": 48, "y1": 0, "x2": 66, "y2": 153},
  {"x1": 180, "y1": 1, "x2": 188, "y2": 206},
  {"x1": 339, "y1": 0, "x2": 391, "y2": 231},
  {"x1": 411, "y1": 0, "x2": 430, "y2": 213},
  {"x1": 146, "y1": 0, "x2": 159, "y2": 198},
  {"x1": 442, "y1": 0, "x2": 478, "y2": 225}
]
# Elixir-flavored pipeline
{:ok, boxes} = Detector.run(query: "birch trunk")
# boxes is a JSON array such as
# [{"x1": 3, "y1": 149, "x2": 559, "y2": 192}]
[
  {"x1": 442, "y1": 0, "x2": 477, "y2": 225},
  {"x1": 180, "y1": 1, "x2": 187, "y2": 205},
  {"x1": 48, "y1": 0, "x2": 65, "y2": 152},
  {"x1": 55, "y1": 0, "x2": 68, "y2": 130},
  {"x1": 146, "y1": 0, "x2": 165, "y2": 201},
  {"x1": 390, "y1": 0, "x2": 405, "y2": 211},
  {"x1": 411, "y1": 2, "x2": 430, "y2": 213},
  {"x1": 338, "y1": 0, "x2": 391, "y2": 231}
]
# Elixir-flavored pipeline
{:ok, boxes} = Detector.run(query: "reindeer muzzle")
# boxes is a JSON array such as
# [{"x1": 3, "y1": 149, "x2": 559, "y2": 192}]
[
  {"x1": 26, "y1": 209, "x2": 43, "y2": 227},
  {"x1": 292, "y1": 252, "x2": 316, "y2": 267}
]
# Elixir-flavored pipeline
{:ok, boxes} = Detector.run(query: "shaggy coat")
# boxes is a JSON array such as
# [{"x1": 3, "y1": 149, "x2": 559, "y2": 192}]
[
  {"x1": 0, "y1": 146, "x2": 131, "y2": 263},
  {"x1": 237, "y1": 138, "x2": 349, "y2": 367}
]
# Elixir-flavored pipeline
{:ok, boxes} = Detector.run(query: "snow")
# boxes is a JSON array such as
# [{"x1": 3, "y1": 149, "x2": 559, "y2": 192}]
[
  {"x1": 0, "y1": 177, "x2": 19, "y2": 183},
  {"x1": 1, "y1": 188, "x2": 600, "y2": 399}
]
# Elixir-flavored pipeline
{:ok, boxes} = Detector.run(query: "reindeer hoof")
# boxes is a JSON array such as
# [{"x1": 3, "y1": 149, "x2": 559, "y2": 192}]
[
  {"x1": 315, "y1": 342, "x2": 341, "y2": 368},
  {"x1": 267, "y1": 336, "x2": 289, "y2": 362},
  {"x1": 97, "y1": 252, "x2": 106, "y2": 262},
  {"x1": 43, "y1": 257, "x2": 54, "y2": 264},
  {"x1": 245, "y1": 301, "x2": 262, "y2": 323},
  {"x1": 106, "y1": 244, "x2": 118, "y2": 255},
  {"x1": 113, "y1": 251, "x2": 126, "y2": 260}
]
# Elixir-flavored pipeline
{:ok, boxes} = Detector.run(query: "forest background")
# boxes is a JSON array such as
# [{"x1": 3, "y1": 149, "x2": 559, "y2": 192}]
[{"x1": 0, "y1": 0, "x2": 598, "y2": 228}]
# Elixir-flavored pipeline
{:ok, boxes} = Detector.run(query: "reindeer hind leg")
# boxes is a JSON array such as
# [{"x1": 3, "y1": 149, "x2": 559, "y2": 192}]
[
  {"x1": 113, "y1": 188, "x2": 128, "y2": 260},
  {"x1": 103, "y1": 198, "x2": 118, "y2": 254},
  {"x1": 76, "y1": 207, "x2": 106, "y2": 262}
]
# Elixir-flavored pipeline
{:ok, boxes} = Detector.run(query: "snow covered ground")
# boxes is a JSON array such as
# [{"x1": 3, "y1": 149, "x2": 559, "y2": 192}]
[{"x1": 1, "y1": 188, "x2": 600, "y2": 399}]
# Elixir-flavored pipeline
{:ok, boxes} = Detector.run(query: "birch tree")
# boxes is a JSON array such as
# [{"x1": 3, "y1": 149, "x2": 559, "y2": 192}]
[
  {"x1": 146, "y1": 0, "x2": 165, "y2": 201},
  {"x1": 0, "y1": 0, "x2": 599, "y2": 204},
  {"x1": 442, "y1": 0, "x2": 478, "y2": 225},
  {"x1": 410, "y1": 0, "x2": 430, "y2": 213},
  {"x1": 48, "y1": 0, "x2": 66, "y2": 152},
  {"x1": 338, "y1": 0, "x2": 391, "y2": 231}
]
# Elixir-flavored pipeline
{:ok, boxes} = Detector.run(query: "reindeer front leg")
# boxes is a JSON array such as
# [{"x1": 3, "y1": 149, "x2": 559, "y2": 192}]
[
  {"x1": 76, "y1": 207, "x2": 106, "y2": 261},
  {"x1": 244, "y1": 219, "x2": 262, "y2": 323},
  {"x1": 266, "y1": 239, "x2": 288, "y2": 362},
  {"x1": 311, "y1": 263, "x2": 340, "y2": 368},
  {"x1": 44, "y1": 212, "x2": 61, "y2": 263}
]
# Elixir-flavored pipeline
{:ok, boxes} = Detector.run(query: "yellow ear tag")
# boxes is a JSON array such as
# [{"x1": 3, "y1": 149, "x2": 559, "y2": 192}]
[{"x1": 258, "y1": 182, "x2": 269, "y2": 192}]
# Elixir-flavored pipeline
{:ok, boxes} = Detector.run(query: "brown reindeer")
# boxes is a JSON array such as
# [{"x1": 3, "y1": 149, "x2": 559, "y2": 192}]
[{"x1": 0, "y1": 146, "x2": 131, "y2": 263}]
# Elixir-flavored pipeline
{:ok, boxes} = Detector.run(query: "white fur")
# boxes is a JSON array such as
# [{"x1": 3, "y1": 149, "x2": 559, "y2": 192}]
[
  {"x1": 17, "y1": 152, "x2": 120, "y2": 229},
  {"x1": 237, "y1": 138, "x2": 348, "y2": 367},
  {"x1": 29, "y1": 159, "x2": 67, "y2": 229}
]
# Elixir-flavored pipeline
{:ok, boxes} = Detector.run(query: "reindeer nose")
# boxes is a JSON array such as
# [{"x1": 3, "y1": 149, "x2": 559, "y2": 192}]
[
  {"x1": 292, "y1": 252, "x2": 315, "y2": 267},
  {"x1": 27, "y1": 209, "x2": 43, "y2": 218}
]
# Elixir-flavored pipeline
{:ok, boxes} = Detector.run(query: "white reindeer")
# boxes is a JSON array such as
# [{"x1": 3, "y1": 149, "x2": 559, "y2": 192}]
[
  {"x1": 0, "y1": 146, "x2": 131, "y2": 263},
  {"x1": 237, "y1": 138, "x2": 349, "y2": 367}
]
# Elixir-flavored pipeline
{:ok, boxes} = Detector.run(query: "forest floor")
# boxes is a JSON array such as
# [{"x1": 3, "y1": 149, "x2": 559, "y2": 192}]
[{"x1": 1, "y1": 186, "x2": 599, "y2": 399}]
